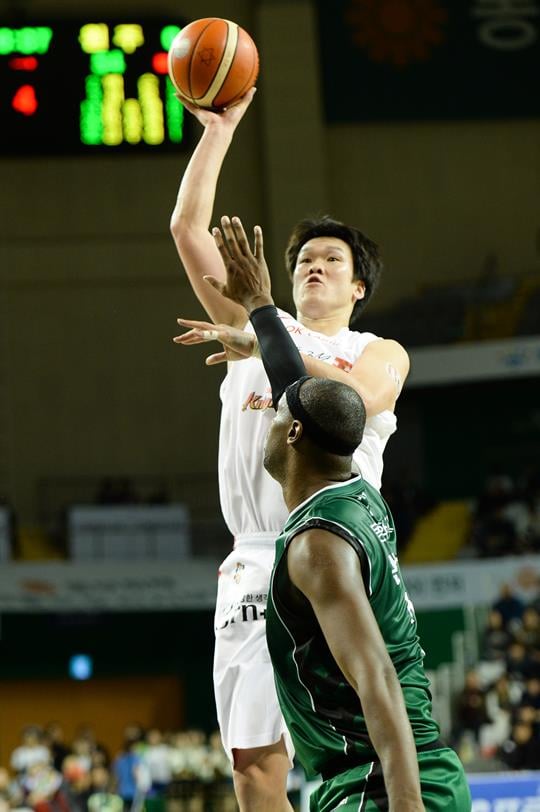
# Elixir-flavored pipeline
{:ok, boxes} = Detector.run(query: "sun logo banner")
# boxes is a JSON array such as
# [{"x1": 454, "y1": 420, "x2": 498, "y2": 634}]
[{"x1": 317, "y1": 0, "x2": 539, "y2": 121}]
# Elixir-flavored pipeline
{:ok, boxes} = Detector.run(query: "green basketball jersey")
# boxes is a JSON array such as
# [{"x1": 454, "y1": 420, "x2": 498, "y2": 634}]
[{"x1": 266, "y1": 475, "x2": 440, "y2": 780}]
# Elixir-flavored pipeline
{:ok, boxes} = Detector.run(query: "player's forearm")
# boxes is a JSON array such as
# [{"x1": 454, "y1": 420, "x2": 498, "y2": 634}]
[
  {"x1": 171, "y1": 123, "x2": 234, "y2": 233},
  {"x1": 357, "y1": 666, "x2": 424, "y2": 810},
  {"x1": 301, "y1": 355, "x2": 384, "y2": 416}
]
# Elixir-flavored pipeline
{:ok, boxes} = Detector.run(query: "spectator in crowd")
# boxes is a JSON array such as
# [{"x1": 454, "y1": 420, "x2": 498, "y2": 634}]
[
  {"x1": 455, "y1": 670, "x2": 491, "y2": 742},
  {"x1": 140, "y1": 730, "x2": 171, "y2": 797},
  {"x1": 0, "y1": 767, "x2": 23, "y2": 812},
  {"x1": 111, "y1": 740, "x2": 140, "y2": 812},
  {"x1": 481, "y1": 609, "x2": 513, "y2": 661},
  {"x1": 61, "y1": 755, "x2": 92, "y2": 812},
  {"x1": 43, "y1": 724, "x2": 70, "y2": 775},
  {"x1": 498, "y1": 721, "x2": 540, "y2": 770},
  {"x1": 87, "y1": 766, "x2": 123, "y2": 812},
  {"x1": 70, "y1": 739, "x2": 93, "y2": 778},
  {"x1": 472, "y1": 508, "x2": 517, "y2": 557},
  {"x1": 20, "y1": 759, "x2": 67, "y2": 812},
  {"x1": 10, "y1": 727, "x2": 51, "y2": 777},
  {"x1": 520, "y1": 677, "x2": 540, "y2": 713},
  {"x1": 73, "y1": 728, "x2": 110, "y2": 769},
  {"x1": 493, "y1": 585, "x2": 524, "y2": 630},
  {"x1": 507, "y1": 640, "x2": 540, "y2": 681},
  {"x1": 514, "y1": 607, "x2": 540, "y2": 652}
]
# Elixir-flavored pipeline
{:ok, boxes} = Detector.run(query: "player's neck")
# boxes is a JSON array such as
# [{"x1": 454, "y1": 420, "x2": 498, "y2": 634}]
[
  {"x1": 282, "y1": 471, "x2": 351, "y2": 512},
  {"x1": 296, "y1": 309, "x2": 351, "y2": 336}
]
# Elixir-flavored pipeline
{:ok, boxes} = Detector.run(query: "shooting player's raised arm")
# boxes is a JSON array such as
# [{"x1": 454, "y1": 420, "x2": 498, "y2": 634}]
[{"x1": 169, "y1": 92, "x2": 256, "y2": 328}]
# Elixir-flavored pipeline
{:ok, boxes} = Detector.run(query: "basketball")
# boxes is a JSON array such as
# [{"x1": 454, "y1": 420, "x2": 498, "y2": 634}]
[{"x1": 168, "y1": 18, "x2": 259, "y2": 111}]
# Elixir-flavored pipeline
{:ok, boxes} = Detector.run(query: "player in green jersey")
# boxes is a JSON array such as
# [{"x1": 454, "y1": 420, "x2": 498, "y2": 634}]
[{"x1": 194, "y1": 216, "x2": 471, "y2": 812}]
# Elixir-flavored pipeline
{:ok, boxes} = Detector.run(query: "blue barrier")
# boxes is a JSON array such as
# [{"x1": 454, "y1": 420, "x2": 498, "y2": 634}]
[{"x1": 469, "y1": 771, "x2": 540, "y2": 810}]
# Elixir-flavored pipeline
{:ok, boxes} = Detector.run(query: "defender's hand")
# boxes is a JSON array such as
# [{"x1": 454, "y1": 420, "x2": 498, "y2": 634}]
[
  {"x1": 206, "y1": 216, "x2": 273, "y2": 313},
  {"x1": 173, "y1": 317, "x2": 256, "y2": 365}
]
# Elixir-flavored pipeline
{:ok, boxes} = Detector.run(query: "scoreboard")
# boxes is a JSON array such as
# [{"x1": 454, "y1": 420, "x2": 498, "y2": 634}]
[{"x1": 0, "y1": 21, "x2": 189, "y2": 154}]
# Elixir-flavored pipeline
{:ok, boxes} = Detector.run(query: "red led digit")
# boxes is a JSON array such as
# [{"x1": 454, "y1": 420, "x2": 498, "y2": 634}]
[
  {"x1": 12, "y1": 85, "x2": 38, "y2": 115},
  {"x1": 151, "y1": 52, "x2": 168, "y2": 74},
  {"x1": 8, "y1": 56, "x2": 38, "y2": 71}
]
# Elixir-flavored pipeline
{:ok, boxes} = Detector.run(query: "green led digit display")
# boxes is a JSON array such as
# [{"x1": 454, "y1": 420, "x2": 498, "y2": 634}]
[{"x1": 0, "y1": 20, "x2": 188, "y2": 154}]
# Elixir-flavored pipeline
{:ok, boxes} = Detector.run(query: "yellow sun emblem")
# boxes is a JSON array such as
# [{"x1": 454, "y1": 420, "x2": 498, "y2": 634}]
[{"x1": 346, "y1": 0, "x2": 448, "y2": 68}]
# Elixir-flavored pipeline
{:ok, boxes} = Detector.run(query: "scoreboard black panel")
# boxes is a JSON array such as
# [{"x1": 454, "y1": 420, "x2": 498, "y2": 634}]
[{"x1": 0, "y1": 21, "x2": 189, "y2": 154}]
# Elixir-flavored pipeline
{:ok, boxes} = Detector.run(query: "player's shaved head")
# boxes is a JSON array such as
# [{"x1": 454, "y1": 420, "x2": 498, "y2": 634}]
[
  {"x1": 264, "y1": 377, "x2": 365, "y2": 485},
  {"x1": 290, "y1": 377, "x2": 366, "y2": 456}
]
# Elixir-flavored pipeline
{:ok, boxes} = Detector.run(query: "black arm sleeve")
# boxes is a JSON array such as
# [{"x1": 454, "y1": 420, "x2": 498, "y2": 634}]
[{"x1": 249, "y1": 305, "x2": 307, "y2": 408}]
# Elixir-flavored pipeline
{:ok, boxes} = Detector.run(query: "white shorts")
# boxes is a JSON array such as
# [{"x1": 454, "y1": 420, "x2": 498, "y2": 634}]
[{"x1": 213, "y1": 533, "x2": 294, "y2": 765}]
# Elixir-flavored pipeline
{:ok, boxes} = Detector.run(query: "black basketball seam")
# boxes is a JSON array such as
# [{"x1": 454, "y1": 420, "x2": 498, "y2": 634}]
[{"x1": 187, "y1": 18, "x2": 216, "y2": 100}]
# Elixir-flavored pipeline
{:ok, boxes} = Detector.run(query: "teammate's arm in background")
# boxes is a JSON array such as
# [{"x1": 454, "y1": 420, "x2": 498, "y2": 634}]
[
  {"x1": 287, "y1": 528, "x2": 425, "y2": 812},
  {"x1": 169, "y1": 91, "x2": 256, "y2": 328}
]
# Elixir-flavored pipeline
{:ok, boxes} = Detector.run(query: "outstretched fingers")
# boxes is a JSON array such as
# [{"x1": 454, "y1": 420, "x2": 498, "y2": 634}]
[
  {"x1": 220, "y1": 215, "x2": 245, "y2": 258},
  {"x1": 253, "y1": 225, "x2": 264, "y2": 260},
  {"x1": 231, "y1": 217, "x2": 252, "y2": 257},
  {"x1": 205, "y1": 351, "x2": 228, "y2": 365}
]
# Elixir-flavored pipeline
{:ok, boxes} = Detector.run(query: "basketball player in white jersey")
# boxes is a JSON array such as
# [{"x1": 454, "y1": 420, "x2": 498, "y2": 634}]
[{"x1": 170, "y1": 89, "x2": 409, "y2": 812}]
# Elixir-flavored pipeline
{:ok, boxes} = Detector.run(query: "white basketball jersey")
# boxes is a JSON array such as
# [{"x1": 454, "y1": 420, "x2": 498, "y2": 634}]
[{"x1": 218, "y1": 310, "x2": 397, "y2": 539}]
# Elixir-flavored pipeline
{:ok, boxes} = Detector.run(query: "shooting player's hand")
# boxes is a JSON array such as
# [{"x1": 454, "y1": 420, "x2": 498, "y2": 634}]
[
  {"x1": 205, "y1": 216, "x2": 273, "y2": 313},
  {"x1": 173, "y1": 318, "x2": 257, "y2": 365},
  {"x1": 175, "y1": 87, "x2": 256, "y2": 131}
]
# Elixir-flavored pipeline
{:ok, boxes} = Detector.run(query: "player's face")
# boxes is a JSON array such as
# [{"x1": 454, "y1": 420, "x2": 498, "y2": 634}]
[
  {"x1": 292, "y1": 237, "x2": 365, "y2": 320},
  {"x1": 263, "y1": 399, "x2": 292, "y2": 483}
]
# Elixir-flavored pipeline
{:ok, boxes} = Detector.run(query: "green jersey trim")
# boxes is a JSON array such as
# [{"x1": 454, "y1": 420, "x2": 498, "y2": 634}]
[
  {"x1": 268, "y1": 564, "x2": 318, "y2": 714},
  {"x1": 286, "y1": 476, "x2": 364, "y2": 523}
]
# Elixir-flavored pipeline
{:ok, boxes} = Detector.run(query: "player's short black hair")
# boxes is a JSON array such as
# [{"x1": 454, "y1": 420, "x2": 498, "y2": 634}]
[
  {"x1": 297, "y1": 378, "x2": 366, "y2": 456},
  {"x1": 284, "y1": 215, "x2": 383, "y2": 318}
]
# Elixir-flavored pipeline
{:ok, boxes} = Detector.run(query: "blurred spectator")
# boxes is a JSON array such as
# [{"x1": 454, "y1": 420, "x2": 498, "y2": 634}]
[
  {"x1": 0, "y1": 767, "x2": 24, "y2": 811},
  {"x1": 141, "y1": 729, "x2": 171, "y2": 796},
  {"x1": 20, "y1": 761, "x2": 67, "y2": 812},
  {"x1": 112, "y1": 740, "x2": 140, "y2": 811},
  {"x1": 70, "y1": 739, "x2": 93, "y2": 777},
  {"x1": 493, "y1": 586, "x2": 524, "y2": 631},
  {"x1": 520, "y1": 676, "x2": 540, "y2": 712},
  {"x1": 10, "y1": 727, "x2": 51, "y2": 777},
  {"x1": 514, "y1": 607, "x2": 540, "y2": 652},
  {"x1": 61, "y1": 755, "x2": 91, "y2": 812},
  {"x1": 455, "y1": 670, "x2": 491, "y2": 742},
  {"x1": 74, "y1": 727, "x2": 110, "y2": 769},
  {"x1": 43, "y1": 724, "x2": 70, "y2": 775},
  {"x1": 498, "y1": 721, "x2": 540, "y2": 770},
  {"x1": 481, "y1": 610, "x2": 512, "y2": 661},
  {"x1": 472, "y1": 509, "x2": 517, "y2": 558},
  {"x1": 506, "y1": 642, "x2": 534, "y2": 680}
]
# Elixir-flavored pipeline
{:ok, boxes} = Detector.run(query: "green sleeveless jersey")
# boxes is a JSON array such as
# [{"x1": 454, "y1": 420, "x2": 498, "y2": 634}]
[{"x1": 266, "y1": 475, "x2": 440, "y2": 780}]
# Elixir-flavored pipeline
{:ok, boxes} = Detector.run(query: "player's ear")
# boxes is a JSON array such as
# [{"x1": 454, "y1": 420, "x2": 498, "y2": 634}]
[
  {"x1": 353, "y1": 279, "x2": 366, "y2": 301},
  {"x1": 287, "y1": 420, "x2": 303, "y2": 446}
]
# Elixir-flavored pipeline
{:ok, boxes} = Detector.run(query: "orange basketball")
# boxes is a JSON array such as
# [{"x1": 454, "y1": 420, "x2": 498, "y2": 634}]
[{"x1": 168, "y1": 18, "x2": 259, "y2": 111}]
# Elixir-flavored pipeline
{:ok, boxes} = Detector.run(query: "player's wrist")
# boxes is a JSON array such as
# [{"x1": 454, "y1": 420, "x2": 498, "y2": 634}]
[
  {"x1": 251, "y1": 338, "x2": 261, "y2": 359},
  {"x1": 245, "y1": 294, "x2": 274, "y2": 314}
]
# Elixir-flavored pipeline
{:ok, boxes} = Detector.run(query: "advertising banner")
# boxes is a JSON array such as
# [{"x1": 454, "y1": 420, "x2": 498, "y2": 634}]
[{"x1": 469, "y1": 771, "x2": 540, "y2": 810}]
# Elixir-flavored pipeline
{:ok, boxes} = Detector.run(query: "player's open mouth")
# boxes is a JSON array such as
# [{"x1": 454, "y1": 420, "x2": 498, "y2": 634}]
[{"x1": 305, "y1": 279, "x2": 324, "y2": 286}]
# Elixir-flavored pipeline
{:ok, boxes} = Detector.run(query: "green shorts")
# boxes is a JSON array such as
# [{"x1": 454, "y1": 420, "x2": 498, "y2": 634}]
[{"x1": 310, "y1": 746, "x2": 471, "y2": 812}]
